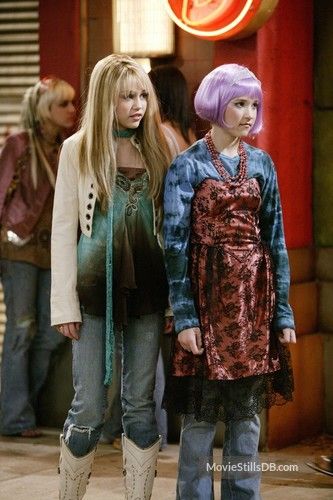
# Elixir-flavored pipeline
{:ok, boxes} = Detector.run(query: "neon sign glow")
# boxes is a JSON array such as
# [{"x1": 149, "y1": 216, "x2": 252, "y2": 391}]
[{"x1": 162, "y1": 0, "x2": 279, "y2": 40}]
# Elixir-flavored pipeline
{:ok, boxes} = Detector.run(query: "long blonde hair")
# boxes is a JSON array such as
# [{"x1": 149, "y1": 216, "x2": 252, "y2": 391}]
[
  {"x1": 78, "y1": 54, "x2": 172, "y2": 208},
  {"x1": 21, "y1": 77, "x2": 75, "y2": 189}
]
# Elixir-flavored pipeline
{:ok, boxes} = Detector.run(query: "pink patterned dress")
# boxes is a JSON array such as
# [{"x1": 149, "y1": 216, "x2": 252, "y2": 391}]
[
  {"x1": 165, "y1": 145, "x2": 293, "y2": 423},
  {"x1": 172, "y1": 177, "x2": 281, "y2": 380}
]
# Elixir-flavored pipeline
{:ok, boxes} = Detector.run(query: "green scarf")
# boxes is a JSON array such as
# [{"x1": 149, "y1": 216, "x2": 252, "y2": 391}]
[{"x1": 104, "y1": 199, "x2": 114, "y2": 385}]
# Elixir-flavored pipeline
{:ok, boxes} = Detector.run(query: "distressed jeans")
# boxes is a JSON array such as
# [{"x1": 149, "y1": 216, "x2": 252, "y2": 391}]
[
  {"x1": 177, "y1": 414, "x2": 261, "y2": 500},
  {"x1": 63, "y1": 311, "x2": 162, "y2": 457},
  {"x1": 0, "y1": 260, "x2": 65, "y2": 435}
]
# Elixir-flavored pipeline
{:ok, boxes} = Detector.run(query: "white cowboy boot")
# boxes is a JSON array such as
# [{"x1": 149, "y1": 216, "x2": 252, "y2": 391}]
[
  {"x1": 122, "y1": 434, "x2": 161, "y2": 500},
  {"x1": 58, "y1": 434, "x2": 96, "y2": 500}
]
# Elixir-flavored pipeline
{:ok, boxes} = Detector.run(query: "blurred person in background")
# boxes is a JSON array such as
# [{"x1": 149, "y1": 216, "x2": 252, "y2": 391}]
[
  {"x1": 0, "y1": 77, "x2": 75, "y2": 437},
  {"x1": 149, "y1": 64, "x2": 196, "y2": 151}
]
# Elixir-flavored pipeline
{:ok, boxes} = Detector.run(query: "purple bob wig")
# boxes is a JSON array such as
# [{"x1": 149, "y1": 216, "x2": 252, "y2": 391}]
[{"x1": 194, "y1": 63, "x2": 263, "y2": 135}]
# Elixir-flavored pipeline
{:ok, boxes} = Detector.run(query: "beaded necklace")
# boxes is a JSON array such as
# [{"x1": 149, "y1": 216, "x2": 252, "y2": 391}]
[{"x1": 204, "y1": 130, "x2": 247, "y2": 187}]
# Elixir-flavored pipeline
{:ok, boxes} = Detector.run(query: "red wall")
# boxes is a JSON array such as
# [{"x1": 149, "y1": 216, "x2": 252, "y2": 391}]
[
  {"x1": 39, "y1": 0, "x2": 81, "y2": 100},
  {"x1": 38, "y1": 0, "x2": 313, "y2": 248},
  {"x1": 214, "y1": 0, "x2": 313, "y2": 248}
]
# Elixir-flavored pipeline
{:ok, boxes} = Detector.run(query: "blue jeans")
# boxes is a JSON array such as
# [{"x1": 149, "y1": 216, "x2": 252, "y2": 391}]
[
  {"x1": 101, "y1": 328, "x2": 123, "y2": 442},
  {"x1": 63, "y1": 312, "x2": 162, "y2": 457},
  {"x1": 102, "y1": 345, "x2": 167, "y2": 448},
  {"x1": 154, "y1": 349, "x2": 168, "y2": 447},
  {"x1": 0, "y1": 260, "x2": 65, "y2": 435},
  {"x1": 177, "y1": 414, "x2": 261, "y2": 500}
]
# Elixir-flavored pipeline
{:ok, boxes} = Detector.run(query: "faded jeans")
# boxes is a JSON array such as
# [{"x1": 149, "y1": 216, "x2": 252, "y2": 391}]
[
  {"x1": 0, "y1": 260, "x2": 65, "y2": 435},
  {"x1": 63, "y1": 311, "x2": 162, "y2": 457},
  {"x1": 177, "y1": 414, "x2": 261, "y2": 500},
  {"x1": 102, "y1": 345, "x2": 168, "y2": 448},
  {"x1": 101, "y1": 328, "x2": 123, "y2": 442}
]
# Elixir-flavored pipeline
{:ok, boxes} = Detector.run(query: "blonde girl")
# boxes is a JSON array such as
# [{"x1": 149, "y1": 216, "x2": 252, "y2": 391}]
[
  {"x1": 0, "y1": 77, "x2": 75, "y2": 438},
  {"x1": 51, "y1": 54, "x2": 177, "y2": 500}
]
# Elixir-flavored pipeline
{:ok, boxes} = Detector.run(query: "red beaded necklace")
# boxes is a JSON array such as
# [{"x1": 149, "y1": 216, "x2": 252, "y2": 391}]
[{"x1": 204, "y1": 130, "x2": 247, "y2": 186}]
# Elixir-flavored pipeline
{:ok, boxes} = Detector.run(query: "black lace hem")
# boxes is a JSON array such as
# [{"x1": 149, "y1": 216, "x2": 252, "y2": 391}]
[{"x1": 163, "y1": 344, "x2": 294, "y2": 424}]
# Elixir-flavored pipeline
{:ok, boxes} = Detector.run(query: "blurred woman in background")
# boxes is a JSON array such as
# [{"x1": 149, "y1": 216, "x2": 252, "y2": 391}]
[
  {"x1": 0, "y1": 76, "x2": 75, "y2": 437},
  {"x1": 149, "y1": 64, "x2": 196, "y2": 151}
]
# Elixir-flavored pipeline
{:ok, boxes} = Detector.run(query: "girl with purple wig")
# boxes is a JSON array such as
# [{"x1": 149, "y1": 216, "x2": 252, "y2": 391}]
[{"x1": 163, "y1": 64, "x2": 296, "y2": 499}]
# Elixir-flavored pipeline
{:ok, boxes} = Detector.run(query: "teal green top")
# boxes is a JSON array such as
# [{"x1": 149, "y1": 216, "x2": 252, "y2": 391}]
[{"x1": 77, "y1": 168, "x2": 168, "y2": 385}]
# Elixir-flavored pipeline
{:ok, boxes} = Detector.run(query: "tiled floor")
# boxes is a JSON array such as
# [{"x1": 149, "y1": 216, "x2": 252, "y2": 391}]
[{"x1": 0, "y1": 430, "x2": 332, "y2": 499}]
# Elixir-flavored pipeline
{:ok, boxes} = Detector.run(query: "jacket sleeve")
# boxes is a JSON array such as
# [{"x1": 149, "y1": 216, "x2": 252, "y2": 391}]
[
  {"x1": 163, "y1": 157, "x2": 200, "y2": 333},
  {"x1": 259, "y1": 154, "x2": 295, "y2": 331},
  {"x1": 51, "y1": 139, "x2": 81, "y2": 326},
  {"x1": 0, "y1": 135, "x2": 22, "y2": 218}
]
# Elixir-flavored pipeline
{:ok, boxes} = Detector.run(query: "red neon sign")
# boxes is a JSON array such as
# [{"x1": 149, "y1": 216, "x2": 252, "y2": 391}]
[{"x1": 163, "y1": 0, "x2": 279, "y2": 41}]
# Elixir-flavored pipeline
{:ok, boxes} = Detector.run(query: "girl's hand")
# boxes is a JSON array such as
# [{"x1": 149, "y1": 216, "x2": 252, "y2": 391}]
[
  {"x1": 279, "y1": 328, "x2": 296, "y2": 344},
  {"x1": 56, "y1": 322, "x2": 81, "y2": 340},
  {"x1": 178, "y1": 327, "x2": 204, "y2": 355},
  {"x1": 164, "y1": 316, "x2": 174, "y2": 335}
]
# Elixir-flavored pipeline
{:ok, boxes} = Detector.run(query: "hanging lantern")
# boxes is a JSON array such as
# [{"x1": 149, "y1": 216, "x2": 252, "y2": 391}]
[
  {"x1": 162, "y1": 0, "x2": 279, "y2": 41},
  {"x1": 113, "y1": 0, "x2": 175, "y2": 57}
]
